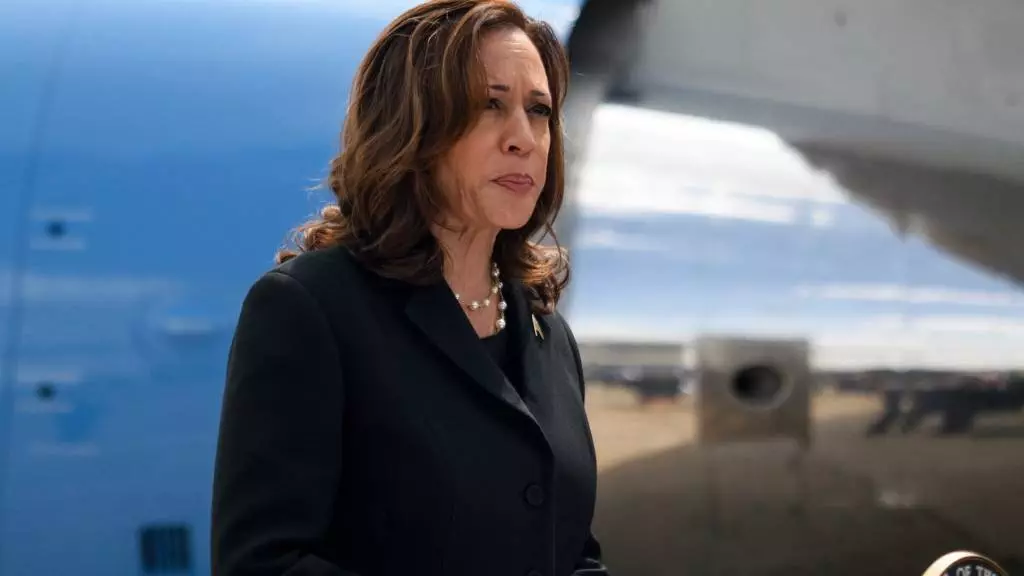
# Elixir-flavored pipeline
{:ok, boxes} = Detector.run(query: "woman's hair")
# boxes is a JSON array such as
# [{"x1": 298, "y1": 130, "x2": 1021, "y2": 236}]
[{"x1": 276, "y1": 0, "x2": 571, "y2": 313}]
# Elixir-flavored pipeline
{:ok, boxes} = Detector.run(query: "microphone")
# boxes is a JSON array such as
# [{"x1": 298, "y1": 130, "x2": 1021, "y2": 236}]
[{"x1": 923, "y1": 551, "x2": 1008, "y2": 576}]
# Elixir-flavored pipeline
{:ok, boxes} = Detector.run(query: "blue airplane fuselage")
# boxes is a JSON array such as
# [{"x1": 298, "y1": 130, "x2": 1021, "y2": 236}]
[{"x1": 0, "y1": 1, "x2": 578, "y2": 573}]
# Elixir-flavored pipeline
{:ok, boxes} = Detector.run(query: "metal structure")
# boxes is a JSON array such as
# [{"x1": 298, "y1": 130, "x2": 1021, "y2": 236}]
[
  {"x1": 693, "y1": 336, "x2": 813, "y2": 448},
  {"x1": 586, "y1": 0, "x2": 1024, "y2": 288}
]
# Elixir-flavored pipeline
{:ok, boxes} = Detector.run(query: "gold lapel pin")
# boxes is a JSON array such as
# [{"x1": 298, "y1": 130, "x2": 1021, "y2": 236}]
[{"x1": 531, "y1": 314, "x2": 544, "y2": 341}]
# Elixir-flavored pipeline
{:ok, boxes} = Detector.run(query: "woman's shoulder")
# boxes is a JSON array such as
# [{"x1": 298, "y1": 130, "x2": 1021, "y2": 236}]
[
  {"x1": 254, "y1": 244, "x2": 373, "y2": 313},
  {"x1": 272, "y1": 243, "x2": 356, "y2": 285},
  {"x1": 532, "y1": 308, "x2": 588, "y2": 396},
  {"x1": 532, "y1": 307, "x2": 579, "y2": 353}
]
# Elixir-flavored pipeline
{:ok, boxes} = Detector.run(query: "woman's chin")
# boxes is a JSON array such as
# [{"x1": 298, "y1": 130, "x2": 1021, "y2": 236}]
[{"x1": 491, "y1": 211, "x2": 535, "y2": 231}]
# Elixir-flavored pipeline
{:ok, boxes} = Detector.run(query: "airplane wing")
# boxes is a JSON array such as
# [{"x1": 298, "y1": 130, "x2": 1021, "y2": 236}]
[{"x1": 564, "y1": 0, "x2": 1024, "y2": 285}]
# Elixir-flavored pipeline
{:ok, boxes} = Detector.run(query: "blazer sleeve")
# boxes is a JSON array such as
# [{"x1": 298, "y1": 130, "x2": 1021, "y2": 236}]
[
  {"x1": 558, "y1": 314, "x2": 613, "y2": 576},
  {"x1": 211, "y1": 271, "x2": 358, "y2": 576}
]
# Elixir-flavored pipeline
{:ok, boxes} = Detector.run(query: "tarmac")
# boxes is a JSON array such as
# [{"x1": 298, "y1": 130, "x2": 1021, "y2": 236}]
[{"x1": 585, "y1": 386, "x2": 1024, "y2": 576}]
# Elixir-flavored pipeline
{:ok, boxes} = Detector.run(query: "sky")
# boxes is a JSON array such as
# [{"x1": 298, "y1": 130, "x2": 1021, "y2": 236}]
[{"x1": 565, "y1": 105, "x2": 1024, "y2": 371}]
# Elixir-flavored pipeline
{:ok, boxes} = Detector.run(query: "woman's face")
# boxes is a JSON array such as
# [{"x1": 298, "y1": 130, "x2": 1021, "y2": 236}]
[{"x1": 438, "y1": 26, "x2": 553, "y2": 233}]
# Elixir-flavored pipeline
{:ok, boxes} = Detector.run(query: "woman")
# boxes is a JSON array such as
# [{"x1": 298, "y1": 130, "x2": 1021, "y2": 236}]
[{"x1": 210, "y1": 1, "x2": 609, "y2": 575}]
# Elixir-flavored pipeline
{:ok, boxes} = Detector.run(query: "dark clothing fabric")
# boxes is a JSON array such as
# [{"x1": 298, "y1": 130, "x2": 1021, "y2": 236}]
[
  {"x1": 211, "y1": 244, "x2": 609, "y2": 576},
  {"x1": 481, "y1": 312, "x2": 518, "y2": 392}
]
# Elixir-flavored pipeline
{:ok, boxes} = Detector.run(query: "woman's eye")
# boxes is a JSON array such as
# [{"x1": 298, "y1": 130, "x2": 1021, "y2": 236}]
[
  {"x1": 531, "y1": 104, "x2": 552, "y2": 117},
  {"x1": 487, "y1": 98, "x2": 502, "y2": 109}
]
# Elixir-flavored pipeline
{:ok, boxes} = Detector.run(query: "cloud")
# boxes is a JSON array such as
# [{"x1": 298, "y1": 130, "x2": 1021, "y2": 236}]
[
  {"x1": 572, "y1": 104, "x2": 859, "y2": 225},
  {"x1": 573, "y1": 225, "x2": 743, "y2": 266},
  {"x1": 577, "y1": 171, "x2": 801, "y2": 223},
  {"x1": 810, "y1": 207, "x2": 836, "y2": 228},
  {"x1": 575, "y1": 104, "x2": 849, "y2": 207},
  {"x1": 795, "y1": 283, "x2": 1024, "y2": 308},
  {"x1": 566, "y1": 311, "x2": 1024, "y2": 370},
  {"x1": 574, "y1": 229, "x2": 667, "y2": 252}
]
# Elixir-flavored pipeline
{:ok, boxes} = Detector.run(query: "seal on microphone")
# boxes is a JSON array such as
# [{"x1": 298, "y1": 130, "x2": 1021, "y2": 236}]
[{"x1": 922, "y1": 551, "x2": 1008, "y2": 576}]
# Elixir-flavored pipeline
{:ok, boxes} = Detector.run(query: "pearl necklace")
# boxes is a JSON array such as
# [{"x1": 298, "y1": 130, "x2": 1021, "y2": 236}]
[{"x1": 453, "y1": 262, "x2": 507, "y2": 332}]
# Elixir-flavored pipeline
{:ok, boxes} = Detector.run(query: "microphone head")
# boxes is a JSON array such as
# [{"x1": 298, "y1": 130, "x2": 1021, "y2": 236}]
[{"x1": 922, "y1": 551, "x2": 1008, "y2": 576}]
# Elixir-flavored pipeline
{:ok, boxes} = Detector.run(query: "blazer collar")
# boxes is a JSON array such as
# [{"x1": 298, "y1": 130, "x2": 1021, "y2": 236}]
[
  {"x1": 504, "y1": 279, "x2": 549, "y2": 398},
  {"x1": 403, "y1": 277, "x2": 549, "y2": 425}
]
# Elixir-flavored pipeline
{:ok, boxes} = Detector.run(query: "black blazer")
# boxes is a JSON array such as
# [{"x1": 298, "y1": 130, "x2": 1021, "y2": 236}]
[{"x1": 211, "y1": 244, "x2": 610, "y2": 576}]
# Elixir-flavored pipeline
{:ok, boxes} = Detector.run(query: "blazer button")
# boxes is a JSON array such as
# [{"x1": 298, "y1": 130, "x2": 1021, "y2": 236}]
[{"x1": 524, "y1": 483, "x2": 545, "y2": 507}]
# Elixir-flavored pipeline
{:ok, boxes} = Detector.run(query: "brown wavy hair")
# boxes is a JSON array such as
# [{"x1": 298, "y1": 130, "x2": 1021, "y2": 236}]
[{"x1": 276, "y1": 0, "x2": 572, "y2": 313}]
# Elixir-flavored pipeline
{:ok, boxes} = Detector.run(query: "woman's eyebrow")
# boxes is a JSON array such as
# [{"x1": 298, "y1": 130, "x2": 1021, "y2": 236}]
[{"x1": 488, "y1": 83, "x2": 550, "y2": 99}]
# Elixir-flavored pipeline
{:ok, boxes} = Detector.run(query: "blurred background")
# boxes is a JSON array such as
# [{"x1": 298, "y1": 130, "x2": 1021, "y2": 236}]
[{"x1": 2, "y1": 0, "x2": 1023, "y2": 574}]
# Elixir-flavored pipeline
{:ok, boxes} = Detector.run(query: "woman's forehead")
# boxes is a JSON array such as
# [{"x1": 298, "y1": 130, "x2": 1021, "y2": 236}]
[{"x1": 479, "y1": 29, "x2": 548, "y2": 92}]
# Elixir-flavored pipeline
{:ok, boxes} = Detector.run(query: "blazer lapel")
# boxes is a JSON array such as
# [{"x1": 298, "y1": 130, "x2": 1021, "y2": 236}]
[
  {"x1": 503, "y1": 281, "x2": 551, "y2": 412},
  {"x1": 404, "y1": 280, "x2": 534, "y2": 421}
]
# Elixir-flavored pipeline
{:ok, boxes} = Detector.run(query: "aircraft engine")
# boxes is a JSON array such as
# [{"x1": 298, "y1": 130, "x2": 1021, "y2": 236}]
[{"x1": 693, "y1": 336, "x2": 812, "y2": 448}]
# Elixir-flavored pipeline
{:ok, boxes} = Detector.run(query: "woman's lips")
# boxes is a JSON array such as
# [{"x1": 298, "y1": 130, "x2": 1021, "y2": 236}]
[{"x1": 492, "y1": 173, "x2": 535, "y2": 194}]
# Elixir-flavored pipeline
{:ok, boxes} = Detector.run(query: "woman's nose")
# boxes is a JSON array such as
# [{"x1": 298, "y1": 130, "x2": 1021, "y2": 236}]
[{"x1": 503, "y1": 112, "x2": 535, "y2": 155}]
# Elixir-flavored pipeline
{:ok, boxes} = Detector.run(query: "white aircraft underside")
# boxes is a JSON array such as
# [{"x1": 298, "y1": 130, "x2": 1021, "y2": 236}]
[{"x1": 564, "y1": 0, "x2": 1024, "y2": 287}]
